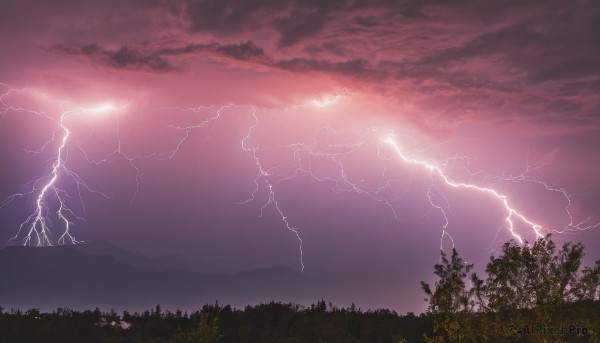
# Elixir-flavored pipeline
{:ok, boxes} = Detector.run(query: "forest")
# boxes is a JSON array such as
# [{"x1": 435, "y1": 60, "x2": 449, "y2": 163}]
[{"x1": 0, "y1": 235, "x2": 598, "y2": 343}]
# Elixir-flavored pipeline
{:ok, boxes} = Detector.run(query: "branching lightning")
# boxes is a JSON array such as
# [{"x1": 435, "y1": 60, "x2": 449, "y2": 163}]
[
  {"x1": 151, "y1": 104, "x2": 306, "y2": 271},
  {"x1": 0, "y1": 86, "x2": 128, "y2": 246},
  {"x1": 1, "y1": 84, "x2": 598, "y2": 270},
  {"x1": 156, "y1": 97, "x2": 599, "y2": 270},
  {"x1": 381, "y1": 136, "x2": 540, "y2": 245},
  {"x1": 240, "y1": 108, "x2": 304, "y2": 271}
]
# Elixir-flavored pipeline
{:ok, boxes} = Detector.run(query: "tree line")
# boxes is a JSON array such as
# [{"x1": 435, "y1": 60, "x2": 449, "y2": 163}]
[
  {"x1": 0, "y1": 301, "x2": 431, "y2": 343},
  {"x1": 0, "y1": 235, "x2": 598, "y2": 342}
]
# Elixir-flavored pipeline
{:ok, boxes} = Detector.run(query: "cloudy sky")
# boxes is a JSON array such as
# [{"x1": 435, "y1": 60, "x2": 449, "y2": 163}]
[{"x1": 1, "y1": 0, "x2": 599, "y2": 313}]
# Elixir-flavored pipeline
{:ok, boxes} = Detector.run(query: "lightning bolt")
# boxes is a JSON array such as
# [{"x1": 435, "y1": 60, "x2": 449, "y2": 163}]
[
  {"x1": 278, "y1": 122, "x2": 599, "y2": 249},
  {"x1": 153, "y1": 104, "x2": 306, "y2": 271},
  {"x1": 0, "y1": 85, "x2": 128, "y2": 246},
  {"x1": 2, "y1": 84, "x2": 598, "y2": 270},
  {"x1": 163, "y1": 97, "x2": 597, "y2": 269},
  {"x1": 240, "y1": 108, "x2": 304, "y2": 271},
  {"x1": 381, "y1": 136, "x2": 538, "y2": 244}
]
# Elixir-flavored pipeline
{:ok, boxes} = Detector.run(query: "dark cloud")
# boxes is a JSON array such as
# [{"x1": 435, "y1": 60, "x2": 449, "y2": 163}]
[
  {"x1": 273, "y1": 9, "x2": 328, "y2": 47},
  {"x1": 49, "y1": 40, "x2": 268, "y2": 73},
  {"x1": 321, "y1": 41, "x2": 347, "y2": 56},
  {"x1": 182, "y1": 0, "x2": 351, "y2": 46},
  {"x1": 110, "y1": 46, "x2": 173, "y2": 71},
  {"x1": 44, "y1": 0, "x2": 600, "y2": 132},
  {"x1": 50, "y1": 43, "x2": 175, "y2": 72},
  {"x1": 420, "y1": 25, "x2": 548, "y2": 66},
  {"x1": 353, "y1": 16, "x2": 380, "y2": 28},
  {"x1": 275, "y1": 58, "x2": 381, "y2": 80},
  {"x1": 212, "y1": 41, "x2": 265, "y2": 60},
  {"x1": 183, "y1": 0, "x2": 286, "y2": 33},
  {"x1": 0, "y1": 0, "x2": 162, "y2": 31},
  {"x1": 51, "y1": 39, "x2": 378, "y2": 79}
]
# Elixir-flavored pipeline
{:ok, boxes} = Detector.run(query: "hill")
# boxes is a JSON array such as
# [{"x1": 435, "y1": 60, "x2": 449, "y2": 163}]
[{"x1": 0, "y1": 244, "x2": 312, "y2": 312}]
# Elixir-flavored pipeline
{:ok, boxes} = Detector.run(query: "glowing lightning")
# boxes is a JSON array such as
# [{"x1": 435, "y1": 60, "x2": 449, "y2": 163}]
[
  {"x1": 381, "y1": 134, "x2": 600, "y2": 249},
  {"x1": 155, "y1": 98, "x2": 599, "y2": 268},
  {"x1": 2, "y1": 85, "x2": 598, "y2": 270},
  {"x1": 311, "y1": 94, "x2": 343, "y2": 108},
  {"x1": 159, "y1": 105, "x2": 306, "y2": 271},
  {"x1": 381, "y1": 136, "x2": 541, "y2": 244},
  {"x1": 1, "y1": 86, "x2": 126, "y2": 246},
  {"x1": 240, "y1": 108, "x2": 304, "y2": 271}
]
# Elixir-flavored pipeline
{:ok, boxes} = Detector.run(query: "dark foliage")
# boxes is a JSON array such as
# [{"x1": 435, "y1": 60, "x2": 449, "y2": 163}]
[
  {"x1": 0, "y1": 301, "x2": 433, "y2": 343},
  {"x1": 421, "y1": 235, "x2": 600, "y2": 342}
]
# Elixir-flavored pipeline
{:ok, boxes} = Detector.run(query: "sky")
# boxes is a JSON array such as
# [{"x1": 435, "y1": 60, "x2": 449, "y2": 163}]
[{"x1": 1, "y1": 0, "x2": 600, "y2": 313}]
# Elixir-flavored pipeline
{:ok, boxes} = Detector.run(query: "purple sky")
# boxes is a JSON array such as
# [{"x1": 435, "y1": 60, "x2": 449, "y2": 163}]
[{"x1": 1, "y1": 0, "x2": 600, "y2": 313}]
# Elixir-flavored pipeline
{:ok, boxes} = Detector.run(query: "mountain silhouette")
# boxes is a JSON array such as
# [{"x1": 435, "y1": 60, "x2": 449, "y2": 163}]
[
  {"x1": 74, "y1": 240, "x2": 240, "y2": 274},
  {"x1": 0, "y1": 244, "x2": 314, "y2": 312}
]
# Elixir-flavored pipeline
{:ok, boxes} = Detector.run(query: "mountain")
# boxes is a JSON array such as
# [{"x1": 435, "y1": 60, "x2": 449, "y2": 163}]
[
  {"x1": 0, "y1": 245, "x2": 314, "y2": 312},
  {"x1": 73, "y1": 240, "x2": 240, "y2": 275}
]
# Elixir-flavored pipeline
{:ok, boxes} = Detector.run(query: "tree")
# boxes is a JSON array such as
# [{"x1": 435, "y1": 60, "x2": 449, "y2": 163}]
[
  {"x1": 574, "y1": 260, "x2": 600, "y2": 301},
  {"x1": 485, "y1": 235, "x2": 585, "y2": 311},
  {"x1": 170, "y1": 314, "x2": 221, "y2": 343},
  {"x1": 153, "y1": 304, "x2": 163, "y2": 319},
  {"x1": 197, "y1": 314, "x2": 221, "y2": 343},
  {"x1": 421, "y1": 248, "x2": 481, "y2": 342},
  {"x1": 421, "y1": 248, "x2": 475, "y2": 314}
]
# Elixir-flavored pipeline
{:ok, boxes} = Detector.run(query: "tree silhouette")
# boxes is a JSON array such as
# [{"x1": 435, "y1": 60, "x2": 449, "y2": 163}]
[
  {"x1": 421, "y1": 248, "x2": 475, "y2": 314},
  {"x1": 171, "y1": 313, "x2": 221, "y2": 343},
  {"x1": 422, "y1": 235, "x2": 600, "y2": 342}
]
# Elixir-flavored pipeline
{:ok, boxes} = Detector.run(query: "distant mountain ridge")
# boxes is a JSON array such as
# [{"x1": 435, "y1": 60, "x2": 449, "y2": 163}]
[
  {"x1": 0, "y1": 243, "x2": 313, "y2": 312},
  {"x1": 73, "y1": 240, "x2": 238, "y2": 275}
]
